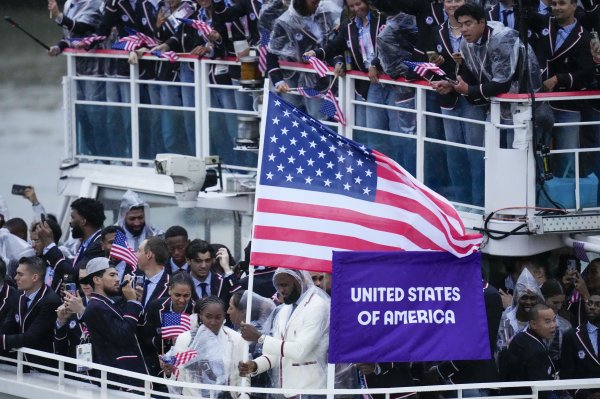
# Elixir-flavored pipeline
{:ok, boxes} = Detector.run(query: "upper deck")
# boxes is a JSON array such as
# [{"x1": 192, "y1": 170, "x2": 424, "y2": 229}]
[{"x1": 58, "y1": 49, "x2": 600, "y2": 259}]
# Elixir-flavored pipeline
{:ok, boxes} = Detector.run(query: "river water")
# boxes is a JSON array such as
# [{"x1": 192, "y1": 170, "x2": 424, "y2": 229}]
[{"x1": 0, "y1": 6, "x2": 65, "y2": 223}]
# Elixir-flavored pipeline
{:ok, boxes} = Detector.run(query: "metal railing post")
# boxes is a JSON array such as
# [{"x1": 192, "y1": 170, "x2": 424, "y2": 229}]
[
  {"x1": 415, "y1": 86, "x2": 427, "y2": 182},
  {"x1": 200, "y1": 59, "x2": 210, "y2": 159},
  {"x1": 130, "y1": 61, "x2": 140, "y2": 166},
  {"x1": 326, "y1": 363, "x2": 335, "y2": 399},
  {"x1": 16, "y1": 351, "x2": 23, "y2": 381},
  {"x1": 67, "y1": 54, "x2": 78, "y2": 160},
  {"x1": 100, "y1": 369, "x2": 108, "y2": 399},
  {"x1": 58, "y1": 360, "x2": 65, "y2": 388}
]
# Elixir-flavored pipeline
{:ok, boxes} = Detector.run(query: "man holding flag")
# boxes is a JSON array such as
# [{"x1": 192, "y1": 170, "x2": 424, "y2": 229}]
[
  {"x1": 238, "y1": 269, "x2": 330, "y2": 396},
  {"x1": 238, "y1": 89, "x2": 483, "y2": 394}
]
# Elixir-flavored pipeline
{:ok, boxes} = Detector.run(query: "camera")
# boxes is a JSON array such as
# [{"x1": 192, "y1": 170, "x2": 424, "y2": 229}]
[{"x1": 154, "y1": 154, "x2": 219, "y2": 208}]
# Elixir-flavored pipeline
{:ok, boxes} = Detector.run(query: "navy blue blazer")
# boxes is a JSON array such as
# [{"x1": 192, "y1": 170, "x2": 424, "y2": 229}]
[
  {"x1": 83, "y1": 293, "x2": 148, "y2": 387},
  {"x1": 2, "y1": 285, "x2": 62, "y2": 369}
]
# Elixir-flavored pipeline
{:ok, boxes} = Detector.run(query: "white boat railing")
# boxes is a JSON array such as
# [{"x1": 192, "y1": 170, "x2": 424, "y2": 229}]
[
  {"x1": 2, "y1": 346, "x2": 600, "y2": 399},
  {"x1": 61, "y1": 50, "x2": 600, "y2": 254}
]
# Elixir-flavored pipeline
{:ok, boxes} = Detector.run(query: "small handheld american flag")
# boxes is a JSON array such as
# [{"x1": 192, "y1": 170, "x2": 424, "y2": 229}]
[
  {"x1": 178, "y1": 18, "x2": 212, "y2": 36},
  {"x1": 109, "y1": 230, "x2": 138, "y2": 270},
  {"x1": 111, "y1": 35, "x2": 143, "y2": 51},
  {"x1": 161, "y1": 312, "x2": 192, "y2": 339},
  {"x1": 258, "y1": 29, "x2": 270, "y2": 75},
  {"x1": 162, "y1": 349, "x2": 198, "y2": 378},
  {"x1": 304, "y1": 55, "x2": 329, "y2": 78},
  {"x1": 296, "y1": 87, "x2": 346, "y2": 126},
  {"x1": 320, "y1": 89, "x2": 346, "y2": 126},
  {"x1": 402, "y1": 60, "x2": 446, "y2": 78},
  {"x1": 151, "y1": 50, "x2": 179, "y2": 63},
  {"x1": 69, "y1": 34, "x2": 106, "y2": 48}
]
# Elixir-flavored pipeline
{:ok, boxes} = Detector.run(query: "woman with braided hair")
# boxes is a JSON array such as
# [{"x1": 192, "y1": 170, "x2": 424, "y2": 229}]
[{"x1": 162, "y1": 296, "x2": 249, "y2": 398}]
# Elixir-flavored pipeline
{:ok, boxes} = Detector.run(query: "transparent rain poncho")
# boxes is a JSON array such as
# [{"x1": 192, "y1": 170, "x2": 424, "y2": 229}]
[
  {"x1": 263, "y1": 268, "x2": 330, "y2": 391},
  {"x1": 62, "y1": 0, "x2": 104, "y2": 76},
  {"x1": 460, "y1": 21, "x2": 542, "y2": 97},
  {"x1": 238, "y1": 290, "x2": 276, "y2": 330},
  {"x1": 376, "y1": 12, "x2": 418, "y2": 79},
  {"x1": 0, "y1": 228, "x2": 35, "y2": 265},
  {"x1": 496, "y1": 268, "x2": 544, "y2": 351},
  {"x1": 268, "y1": 0, "x2": 341, "y2": 88},
  {"x1": 258, "y1": 0, "x2": 291, "y2": 32},
  {"x1": 167, "y1": 323, "x2": 249, "y2": 398},
  {"x1": 116, "y1": 190, "x2": 164, "y2": 250}
]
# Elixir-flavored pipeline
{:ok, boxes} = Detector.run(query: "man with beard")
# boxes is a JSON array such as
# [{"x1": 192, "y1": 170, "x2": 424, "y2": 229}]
[
  {"x1": 238, "y1": 269, "x2": 330, "y2": 394},
  {"x1": 500, "y1": 304, "x2": 558, "y2": 399},
  {"x1": 117, "y1": 190, "x2": 164, "y2": 251},
  {"x1": 81, "y1": 257, "x2": 149, "y2": 388},
  {"x1": 561, "y1": 290, "x2": 600, "y2": 399},
  {"x1": 497, "y1": 268, "x2": 545, "y2": 355},
  {"x1": 67, "y1": 198, "x2": 106, "y2": 272}
]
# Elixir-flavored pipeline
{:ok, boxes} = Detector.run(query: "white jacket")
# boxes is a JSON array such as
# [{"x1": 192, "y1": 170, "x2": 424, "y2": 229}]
[{"x1": 254, "y1": 289, "x2": 330, "y2": 396}]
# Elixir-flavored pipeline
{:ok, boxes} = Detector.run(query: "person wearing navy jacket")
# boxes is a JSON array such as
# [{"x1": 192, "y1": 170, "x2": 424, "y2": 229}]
[
  {"x1": 66, "y1": 198, "x2": 106, "y2": 273},
  {"x1": 528, "y1": 0, "x2": 595, "y2": 176},
  {"x1": 31, "y1": 218, "x2": 75, "y2": 293},
  {"x1": 136, "y1": 237, "x2": 171, "y2": 308},
  {"x1": 0, "y1": 258, "x2": 19, "y2": 337},
  {"x1": 139, "y1": 272, "x2": 195, "y2": 378},
  {"x1": 1, "y1": 256, "x2": 62, "y2": 370},
  {"x1": 561, "y1": 290, "x2": 600, "y2": 399},
  {"x1": 81, "y1": 257, "x2": 149, "y2": 388}
]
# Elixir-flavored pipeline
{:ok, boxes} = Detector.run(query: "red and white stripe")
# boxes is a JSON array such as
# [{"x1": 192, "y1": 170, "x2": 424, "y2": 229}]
[
  {"x1": 414, "y1": 62, "x2": 445, "y2": 76},
  {"x1": 306, "y1": 56, "x2": 329, "y2": 78},
  {"x1": 251, "y1": 150, "x2": 481, "y2": 272}
]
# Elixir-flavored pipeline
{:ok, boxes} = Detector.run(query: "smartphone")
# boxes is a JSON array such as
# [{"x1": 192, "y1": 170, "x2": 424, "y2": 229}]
[
  {"x1": 567, "y1": 259, "x2": 577, "y2": 273},
  {"x1": 135, "y1": 276, "x2": 145, "y2": 287},
  {"x1": 40, "y1": 214, "x2": 46, "y2": 224},
  {"x1": 11, "y1": 184, "x2": 29, "y2": 196},
  {"x1": 426, "y1": 51, "x2": 438, "y2": 58},
  {"x1": 64, "y1": 283, "x2": 77, "y2": 295}
]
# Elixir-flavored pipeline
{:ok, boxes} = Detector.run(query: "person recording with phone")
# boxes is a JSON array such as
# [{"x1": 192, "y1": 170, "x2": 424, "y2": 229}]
[
  {"x1": 81, "y1": 257, "x2": 149, "y2": 388},
  {"x1": 53, "y1": 274, "x2": 91, "y2": 368},
  {"x1": 31, "y1": 218, "x2": 75, "y2": 294}
]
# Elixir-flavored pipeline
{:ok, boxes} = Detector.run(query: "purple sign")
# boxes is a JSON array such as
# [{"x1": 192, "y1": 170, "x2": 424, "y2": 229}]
[{"x1": 329, "y1": 251, "x2": 490, "y2": 363}]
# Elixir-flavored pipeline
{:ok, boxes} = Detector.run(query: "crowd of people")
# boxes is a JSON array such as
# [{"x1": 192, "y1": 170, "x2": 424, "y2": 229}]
[
  {"x1": 0, "y1": 187, "x2": 599, "y2": 398},
  {"x1": 47, "y1": 0, "x2": 600, "y2": 208}
]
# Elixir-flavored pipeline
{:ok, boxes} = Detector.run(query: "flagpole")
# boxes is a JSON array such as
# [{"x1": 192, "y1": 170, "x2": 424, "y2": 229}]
[{"x1": 240, "y1": 78, "x2": 272, "y2": 393}]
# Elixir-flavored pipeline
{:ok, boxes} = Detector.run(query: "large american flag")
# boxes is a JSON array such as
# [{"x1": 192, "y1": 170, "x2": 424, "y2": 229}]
[
  {"x1": 249, "y1": 94, "x2": 482, "y2": 272},
  {"x1": 161, "y1": 312, "x2": 192, "y2": 339},
  {"x1": 109, "y1": 230, "x2": 138, "y2": 270}
]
